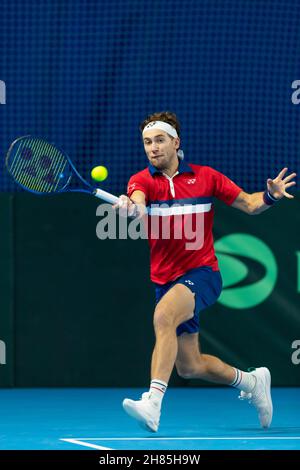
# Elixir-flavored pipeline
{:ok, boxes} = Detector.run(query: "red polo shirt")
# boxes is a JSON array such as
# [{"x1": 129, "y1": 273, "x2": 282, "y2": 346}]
[{"x1": 127, "y1": 160, "x2": 242, "y2": 284}]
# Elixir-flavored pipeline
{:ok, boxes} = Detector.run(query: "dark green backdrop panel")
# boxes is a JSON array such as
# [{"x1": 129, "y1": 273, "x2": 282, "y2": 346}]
[
  {"x1": 0, "y1": 195, "x2": 14, "y2": 386},
  {"x1": 198, "y1": 196, "x2": 300, "y2": 387},
  {"x1": 9, "y1": 192, "x2": 300, "y2": 386},
  {"x1": 13, "y1": 194, "x2": 154, "y2": 387}
]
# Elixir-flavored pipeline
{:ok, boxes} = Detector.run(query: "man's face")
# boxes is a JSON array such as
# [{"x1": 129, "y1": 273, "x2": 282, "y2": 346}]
[{"x1": 143, "y1": 130, "x2": 180, "y2": 171}]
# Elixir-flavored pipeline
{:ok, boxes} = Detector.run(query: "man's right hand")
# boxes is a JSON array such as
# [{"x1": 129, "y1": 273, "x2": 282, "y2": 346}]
[{"x1": 112, "y1": 195, "x2": 146, "y2": 218}]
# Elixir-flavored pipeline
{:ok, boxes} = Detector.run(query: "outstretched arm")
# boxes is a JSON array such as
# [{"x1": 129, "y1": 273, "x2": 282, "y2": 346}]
[{"x1": 232, "y1": 168, "x2": 297, "y2": 215}]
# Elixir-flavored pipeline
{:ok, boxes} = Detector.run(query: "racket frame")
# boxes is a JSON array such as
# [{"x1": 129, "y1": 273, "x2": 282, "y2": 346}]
[{"x1": 6, "y1": 135, "x2": 119, "y2": 204}]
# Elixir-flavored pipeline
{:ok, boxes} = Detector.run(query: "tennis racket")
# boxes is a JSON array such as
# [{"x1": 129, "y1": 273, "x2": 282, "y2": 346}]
[{"x1": 6, "y1": 135, "x2": 119, "y2": 204}]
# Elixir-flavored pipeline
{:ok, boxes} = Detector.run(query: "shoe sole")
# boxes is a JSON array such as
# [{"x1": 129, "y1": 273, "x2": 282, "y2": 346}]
[{"x1": 122, "y1": 399, "x2": 159, "y2": 432}]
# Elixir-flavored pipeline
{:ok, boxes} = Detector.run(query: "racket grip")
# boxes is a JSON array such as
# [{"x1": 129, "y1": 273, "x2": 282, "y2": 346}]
[{"x1": 93, "y1": 188, "x2": 120, "y2": 204}]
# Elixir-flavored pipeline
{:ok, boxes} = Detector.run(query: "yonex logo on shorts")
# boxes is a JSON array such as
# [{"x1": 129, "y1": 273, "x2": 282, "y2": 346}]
[
  {"x1": 185, "y1": 280, "x2": 194, "y2": 285},
  {"x1": 0, "y1": 80, "x2": 6, "y2": 104}
]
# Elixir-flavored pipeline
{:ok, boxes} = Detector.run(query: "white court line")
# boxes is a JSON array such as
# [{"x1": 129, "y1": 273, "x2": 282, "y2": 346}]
[
  {"x1": 61, "y1": 438, "x2": 113, "y2": 450},
  {"x1": 60, "y1": 436, "x2": 300, "y2": 442},
  {"x1": 61, "y1": 436, "x2": 300, "y2": 450},
  {"x1": 64, "y1": 436, "x2": 300, "y2": 440}
]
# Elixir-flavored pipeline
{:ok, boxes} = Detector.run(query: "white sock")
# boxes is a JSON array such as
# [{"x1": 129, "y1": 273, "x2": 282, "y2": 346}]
[
  {"x1": 148, "y1": 379, "x2": 168, "y2": 409},
  {"x1": 230, "y1": 368, "x2": 256, "y2": 393}
]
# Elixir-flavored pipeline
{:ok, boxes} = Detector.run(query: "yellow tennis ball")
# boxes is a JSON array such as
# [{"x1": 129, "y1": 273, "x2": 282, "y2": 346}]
[{"x1": 91, "y1": 165, "x2": 108, "y2": 182}]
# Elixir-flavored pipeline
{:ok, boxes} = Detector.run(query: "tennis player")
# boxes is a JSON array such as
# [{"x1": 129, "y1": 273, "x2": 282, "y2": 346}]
[{"x1": 114, "y1": 111, "x2": 296, "y2": 432}]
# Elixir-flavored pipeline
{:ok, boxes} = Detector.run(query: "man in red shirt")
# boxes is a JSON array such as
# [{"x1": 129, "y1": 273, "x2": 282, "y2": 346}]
[{"x1": 114, "y1": 111, "x2": 296, "y2": 433}]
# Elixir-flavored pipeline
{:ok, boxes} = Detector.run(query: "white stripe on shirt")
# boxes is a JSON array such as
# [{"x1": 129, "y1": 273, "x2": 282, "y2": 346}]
[{"x1": 148, "y1": 203, "x2": 212, "y2": 216}]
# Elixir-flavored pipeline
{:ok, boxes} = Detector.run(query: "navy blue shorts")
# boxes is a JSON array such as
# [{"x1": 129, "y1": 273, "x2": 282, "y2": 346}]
[{"x1": 154, "y1": 266, "x2": 223, "y2": 336}]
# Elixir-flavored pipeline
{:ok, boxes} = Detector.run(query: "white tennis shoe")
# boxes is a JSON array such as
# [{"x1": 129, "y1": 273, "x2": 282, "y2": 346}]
[
  {"x1": 122, "y1": 392, "x2": 160, "y2": 432},
  {"x1": 239, "y1": 367, "x2": 273, "y2": 428}
]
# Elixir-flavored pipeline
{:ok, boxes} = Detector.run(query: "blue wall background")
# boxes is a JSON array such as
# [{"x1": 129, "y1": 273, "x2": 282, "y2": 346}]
[{"x1": 0, "y1": 0, "x2": 299, "y2": 194}]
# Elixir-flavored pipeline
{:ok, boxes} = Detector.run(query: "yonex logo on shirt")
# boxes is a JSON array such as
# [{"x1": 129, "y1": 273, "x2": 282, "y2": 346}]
[{"x1": 185, "y1": 280, "x2": 194, "y2": 285}]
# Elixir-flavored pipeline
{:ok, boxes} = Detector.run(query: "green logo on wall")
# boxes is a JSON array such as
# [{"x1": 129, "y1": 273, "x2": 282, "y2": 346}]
[{"x1": 215, "y1": 234, "x2": 277, "y2": 309}]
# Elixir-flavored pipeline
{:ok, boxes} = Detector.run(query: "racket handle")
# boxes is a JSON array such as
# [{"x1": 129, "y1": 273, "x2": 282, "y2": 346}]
[{"x1": 93, "y1": 188, "x2": 119, "y2": 204}]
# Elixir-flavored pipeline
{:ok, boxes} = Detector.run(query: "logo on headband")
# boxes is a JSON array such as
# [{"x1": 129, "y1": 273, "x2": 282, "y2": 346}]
[{"x1": 145, "y1": 122, "x2": 157, "y2": 129}]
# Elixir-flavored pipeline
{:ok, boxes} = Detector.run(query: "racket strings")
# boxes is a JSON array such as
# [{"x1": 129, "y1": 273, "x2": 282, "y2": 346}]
[{"x1": 7, "y1": 138, "x2": 71, "y2": 193}]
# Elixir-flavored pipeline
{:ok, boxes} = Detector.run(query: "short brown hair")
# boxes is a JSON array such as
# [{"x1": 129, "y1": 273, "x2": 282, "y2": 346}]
[{"x1": 140, "y1": 111, "x2": 180, "y2": 136}]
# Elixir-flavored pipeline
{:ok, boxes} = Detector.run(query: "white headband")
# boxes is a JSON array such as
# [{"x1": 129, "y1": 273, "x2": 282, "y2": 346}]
[{"x1": 142, "y1": 120, "x2": 178, "y2": 138}]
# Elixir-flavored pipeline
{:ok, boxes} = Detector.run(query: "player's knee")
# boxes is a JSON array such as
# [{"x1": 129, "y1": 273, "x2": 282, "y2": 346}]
[
  {"x1": 153, "y1": 306, "x2": 176, "y2": 332},
  {"x1": 176, "y1": 364, "x2": 198, "y2": 379},
  {"x1": 176, "y1": 358, "x2": 206, "y2": 379}
]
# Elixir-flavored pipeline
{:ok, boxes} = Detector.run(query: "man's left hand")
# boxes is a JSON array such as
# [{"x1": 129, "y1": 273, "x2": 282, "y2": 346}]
[{"x1": 267, "y1": 168, "x2": 297, "y2": 199}]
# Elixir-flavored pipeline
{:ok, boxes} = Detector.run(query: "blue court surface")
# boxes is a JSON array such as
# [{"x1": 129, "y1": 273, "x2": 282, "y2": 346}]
[{"x1": 0, "y1": 388, "x2": 299, "y2": 450}]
